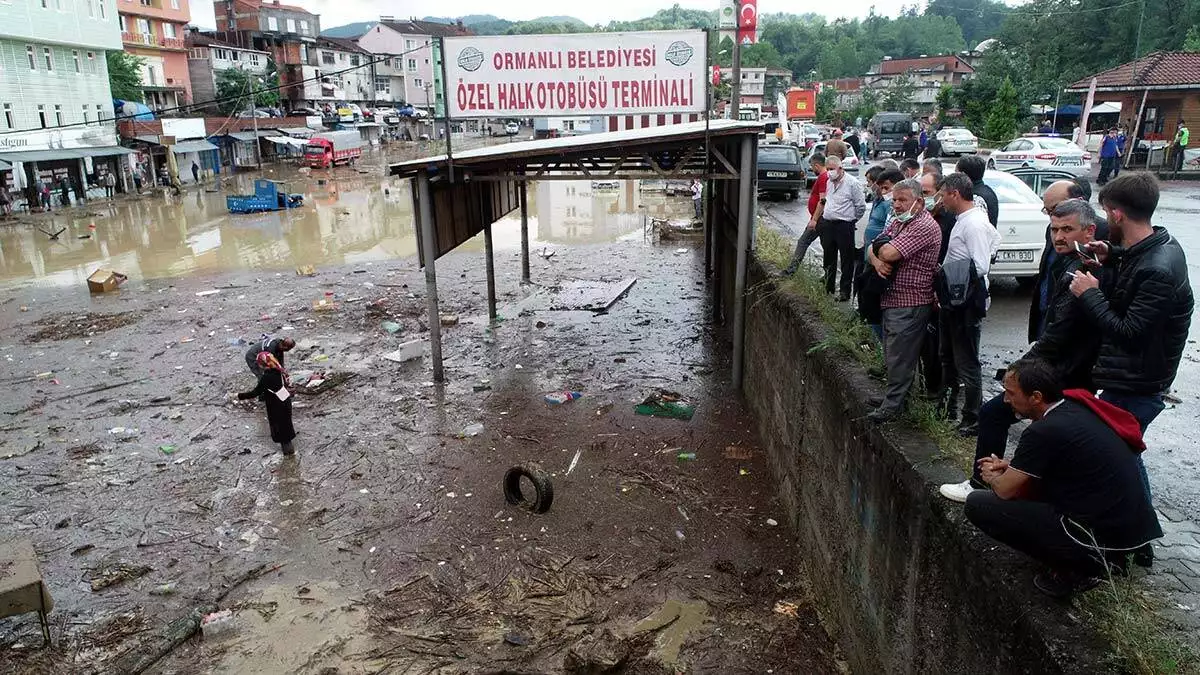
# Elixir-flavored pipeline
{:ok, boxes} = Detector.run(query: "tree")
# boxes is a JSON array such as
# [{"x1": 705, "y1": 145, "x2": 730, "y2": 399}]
[
  {"x1": 935, "y1": 83, "x2": 954, "y2": 121},
  {"x1": 214, "y1": 64, "x2": 279, "y2": 114},
  {"x1": 880, "y1": 72, "x2": 915, "y2": 111},
  {"x1": 815, "y1": 86, "x2": 837, "y2": 122},
  {"x1": 107, "y1": 51, "x2": 145, "y2": 103},
  {"x1": 848, "y1": 89, "x2": 880, "y2": 126},
  {"x1": 1185, "y1": 25, "x2": 1200, "y2": 52},
  {"x1": 984, "y1": 76, "x2": 1020, "y2": 144}
]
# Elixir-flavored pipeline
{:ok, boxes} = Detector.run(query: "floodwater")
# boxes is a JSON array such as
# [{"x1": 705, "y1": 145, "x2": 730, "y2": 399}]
[{"x1": 0, "y1": 157, "x2": 684, "y2": 289}]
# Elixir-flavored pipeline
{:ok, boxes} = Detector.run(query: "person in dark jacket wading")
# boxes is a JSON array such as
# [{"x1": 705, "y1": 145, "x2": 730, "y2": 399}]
[{"x1": 237, "y1": 352, "x2": 297, "y2": 455}]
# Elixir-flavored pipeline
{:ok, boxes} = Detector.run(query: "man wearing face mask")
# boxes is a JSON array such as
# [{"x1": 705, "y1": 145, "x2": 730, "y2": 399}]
[
  {"x1": 936, "y1": 173, "x2": 1002, "y2": 434},
  {"x1": 865, "y1": 179, "x2": 943, "y2": 423},
  {"x1": 820, "y1": 156, "x2": 867, "y2": 301}
]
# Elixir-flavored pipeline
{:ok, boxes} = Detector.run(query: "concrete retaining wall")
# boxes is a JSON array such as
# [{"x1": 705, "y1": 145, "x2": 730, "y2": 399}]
[{"x1": 741, "y1": 260, "x2": 1110, "y2": 674}]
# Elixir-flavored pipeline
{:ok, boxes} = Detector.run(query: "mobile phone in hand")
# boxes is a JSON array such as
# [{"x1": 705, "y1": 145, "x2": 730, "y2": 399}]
[{"x1": 1074, "y1": 241, "x2": 1100, "y2": 265}]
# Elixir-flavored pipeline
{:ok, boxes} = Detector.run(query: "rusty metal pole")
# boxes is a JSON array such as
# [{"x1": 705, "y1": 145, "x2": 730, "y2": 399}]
[
  {"x1": 732, "y1": 133, "x2": 753, "y2": 390},
  {"x1": 519, "y1": 180, "x2": 530, "y2": 283},
  {"x1": 484, "y1": 222, "x2": 497, "y2": 321}
]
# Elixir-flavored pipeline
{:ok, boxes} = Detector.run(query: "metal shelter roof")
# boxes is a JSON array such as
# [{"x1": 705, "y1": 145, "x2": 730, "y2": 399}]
[
  {"x1": 0, "y1": 146, "x2": 132, "y2": 162},
  {"x1": 389, "y1": 120, "x2": 764, "y2": 181},
  {"x1": 170, "y1": 139, "x2": 220, "y2": 154}
]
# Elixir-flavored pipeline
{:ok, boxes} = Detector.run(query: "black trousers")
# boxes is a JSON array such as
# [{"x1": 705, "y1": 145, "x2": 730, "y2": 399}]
[
  {"x1": 940, "y1": 310, "x2": 982, "y2": 421},
  {"x1": 819, "y1": 218, "x2": 855, "y2": 297},
  {"x1": 1097, "y1": 157, "x2": 1117, "y2": 184},
  {"x1": 965, "y1": 491, "x2": 1108, "y2": 576}
]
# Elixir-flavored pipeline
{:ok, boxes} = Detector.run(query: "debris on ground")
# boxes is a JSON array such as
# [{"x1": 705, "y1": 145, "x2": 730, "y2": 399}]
[
  {"x1": 545, "y1": 391, "x2": 583, "y2": 405},
  {"x1": 723, "y1": 445, "x2": 754, "y2": 460},
  {"x1": 25, "y1": 311, "x2": 142, "y2": 343},
  {"x1": 439, "y1": 314, "x2": 459, "y2": 327},
  {"x1": 88, "y1": 562, "x2": 153, "y2": 591},
  {"x1": 635, "y1": 390, "x2": 696, "y2": 421},
  {"x1": 459, "y1": 423, "x2": 484, "y2": 438},
  {"x1": 773, "y1": 601, "x2": 799, "y2": 618},
  {"x1": 503, "y1": 462, "x2": 554, "y2": 513},
  {"x1": 86, "y1": 269, "x2": 128, "y2": 294},
  {"x1": 296, "y1": 265, "x2": 316, "y2": 277},
  {"x1": 381, "y1": 321, "x2": 401, "y2": 334},
  {"x1": 195, "y1": 289, "x2": 221, "y2": 297},
  {"x1": 383, "y1": 340, "x2": 426, "y2": 363}
]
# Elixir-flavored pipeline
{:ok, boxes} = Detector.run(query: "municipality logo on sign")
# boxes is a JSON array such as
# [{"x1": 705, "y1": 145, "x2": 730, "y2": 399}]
[
  {"x1": 457, "y1": 47, "x2": 485, "y2": 72},
  {"x1": 664, "y1": 41, "x2": 694, "y2": 67}
]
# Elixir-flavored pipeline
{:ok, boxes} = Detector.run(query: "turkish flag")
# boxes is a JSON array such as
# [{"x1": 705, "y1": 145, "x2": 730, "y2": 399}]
[
  {"x1": 712, "y1": 65, "x2": 721, "y2": 86},
  {"x1": 737, "y1": 28, "x2": 757, "y2": 45},
  {"x1": 740, "y1": 0, "x2": 757, "y2": 29}
]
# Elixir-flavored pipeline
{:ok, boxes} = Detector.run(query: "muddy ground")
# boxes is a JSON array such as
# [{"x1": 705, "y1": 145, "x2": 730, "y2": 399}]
[{"x1": 0, "y1": 195, "x2": 843, "y2": 673}]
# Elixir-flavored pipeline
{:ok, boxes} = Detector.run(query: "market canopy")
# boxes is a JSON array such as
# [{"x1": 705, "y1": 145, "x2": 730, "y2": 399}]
[
  {"x1": 265, "y1": 136, "x2": 308, "y2": 148},
  {"x1": 170, "y1": 139, "x2": 220, "y2": 154},
  {"x1": 0, "y1": 146, "x2": 132, "y2": 162}
]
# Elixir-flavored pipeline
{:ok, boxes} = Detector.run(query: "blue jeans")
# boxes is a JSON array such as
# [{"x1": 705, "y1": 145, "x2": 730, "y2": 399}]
[{"x1": 1098, "y1": 391, "x2": 1165, "y2": 505}]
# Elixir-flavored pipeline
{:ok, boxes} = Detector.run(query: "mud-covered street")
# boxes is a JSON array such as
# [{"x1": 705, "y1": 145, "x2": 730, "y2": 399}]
[{"x1": 0, "y1": 162, "x2": 842, "y2": 673}]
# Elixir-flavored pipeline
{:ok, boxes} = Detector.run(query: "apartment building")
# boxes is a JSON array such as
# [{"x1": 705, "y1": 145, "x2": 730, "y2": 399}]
[
  {"x1": 354, "y1": 17, "x2": 472, "y2": 114},
  {"x1": 300, "y1": 36, "x2": 373, "y2": 108},
  {"x1": 0, "y1": 0, "x2": 134, "y2": 201},
  {"x1": 212, "y1": 0, "x2": 318, "y2": 109},
  {"x1": 186, "y1": 28, "x2": 271, "y2": 113},
  {"x1": 117, "y1": 0, "x2": 192, "y2": 111}
]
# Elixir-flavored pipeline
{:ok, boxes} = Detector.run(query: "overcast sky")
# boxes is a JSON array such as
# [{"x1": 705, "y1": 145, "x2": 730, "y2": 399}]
[{"x1": 191, "y1": 0, "x2": 1027, "y2": 32}]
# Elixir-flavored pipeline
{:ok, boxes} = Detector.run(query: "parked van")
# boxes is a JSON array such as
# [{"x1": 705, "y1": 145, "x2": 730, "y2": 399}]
[{"x1": 868, "y1": 112, "x2": 914, "y2": 159}]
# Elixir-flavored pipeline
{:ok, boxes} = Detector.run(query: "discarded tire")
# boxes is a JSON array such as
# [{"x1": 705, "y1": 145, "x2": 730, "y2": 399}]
[{"x1": 503, "y1": 463, "x2": 554, "y2": 514}]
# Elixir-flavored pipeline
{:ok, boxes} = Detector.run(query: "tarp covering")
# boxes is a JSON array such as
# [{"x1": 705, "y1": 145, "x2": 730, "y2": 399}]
[{"x1": 265, "y1": 136, "x2": 308, "y2": 148}]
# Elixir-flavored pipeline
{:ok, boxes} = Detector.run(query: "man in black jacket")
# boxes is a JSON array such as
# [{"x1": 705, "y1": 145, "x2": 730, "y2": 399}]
[
  {"x1": 1069, "y1": 172, "x2": 1193, "y2": 567},
  {"x1": 1028, "y1": 180, "x2": 1110, "y2": 341},
  {"x1": 956, "y1": 155, "x2": 999, "y2": 227},
  {"x1": 940, "y1": 198, "x2": 1104, "y2": 503}
]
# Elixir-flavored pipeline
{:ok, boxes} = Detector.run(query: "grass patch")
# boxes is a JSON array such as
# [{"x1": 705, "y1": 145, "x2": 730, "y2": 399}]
[
  {"x1": 1077, "y1": 574, "x2": 1198, "y2": 674},
  {"x1": 755, "y1": 225, "x2": 1197, "y2": 673}
]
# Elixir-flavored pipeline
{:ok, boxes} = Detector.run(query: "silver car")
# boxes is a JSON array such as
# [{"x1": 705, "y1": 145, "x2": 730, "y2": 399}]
[{"x1": 802, "y1": 141, "x2": 862, "y2": 186}]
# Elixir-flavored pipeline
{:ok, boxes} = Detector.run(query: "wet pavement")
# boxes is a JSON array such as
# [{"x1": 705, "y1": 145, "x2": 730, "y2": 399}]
[
  {"x1": 0, "y1": 176, "x2": 842, "y2": 672},
  {"x1": 761, "y1": 172, "x2": 1200, "y2": 639}
]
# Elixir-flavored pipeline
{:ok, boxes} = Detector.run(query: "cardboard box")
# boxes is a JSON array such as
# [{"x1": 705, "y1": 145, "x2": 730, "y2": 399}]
[{"x1": 87, "y1": 269, "x2": 127, "y2": 294}]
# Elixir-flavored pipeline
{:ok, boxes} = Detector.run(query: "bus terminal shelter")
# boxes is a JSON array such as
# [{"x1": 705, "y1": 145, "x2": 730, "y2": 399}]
[{"x1": 388, "y1": 120, "x2": 761, "y2": 389}]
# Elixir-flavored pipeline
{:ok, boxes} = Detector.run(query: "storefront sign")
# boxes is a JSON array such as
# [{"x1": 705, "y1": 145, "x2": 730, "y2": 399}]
[
  {"x1": 162, "y1": 118, "x2": 206, "y2": 141},
  {"x1": 718, "y1": 0, "x2": 737, "y2": 29},
  {"x1": 2, "y1": 126, "x2": 117, "y2": 152},
  {"x1": 444, "y1": 31, "x2": 706, "y2": 118}
]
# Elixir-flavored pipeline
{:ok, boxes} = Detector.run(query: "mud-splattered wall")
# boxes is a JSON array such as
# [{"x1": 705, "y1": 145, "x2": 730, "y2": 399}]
[{"x1": 739, "y1": 258, "x2": 1110, "y2": 674}]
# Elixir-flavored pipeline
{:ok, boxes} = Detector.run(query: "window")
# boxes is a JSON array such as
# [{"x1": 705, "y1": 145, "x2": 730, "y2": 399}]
[
  {"x1": 339, "y1": 53, "x2": 345, "y2": 62},
  {"x1": 2, "y1": 104, "x2": 13, "y2": 130},
  {"x1": 350, "y1": 55, "x2": 359, "y2": 66},
  {"x1": 82, "y1": 105, "x2": 89, "y2": 124},
  {"x1": 95, "y1": 104, "x2": 102, "y2": 121},
  {"x1": 148, "y1": 65, "x2": 157, "y2": 85},
  {"x1": 37, "y1": 105, "x2": 47, "y2": 128},
  {"x1": 321, "y1": 51, "x2": 334, "y2": 65},
  {"x1": 414, "y1": 77, "x2": 423, "y2": 88},
  {"x1": 119, "y1": 15, "x2": 127, "y2": 31},
  {"x1": 285, "y1": 18, "x2": 295, "y2": 32},
  {"x1": 299, "y1": 20, "x2": 308, "y2": 34},
  {"x1": 407, "y1": 58, "x2": 416, "y2": 71},
  {"x1": 137, "y1": 18, "x2": 150, "y2": 34},
  {"x1": 171, "y1": 0, "x2": 178, "y2": 7},
  {"x1": 54, "y1": 104, "x2": 63, "y2": 126},
  {"x1": 300, "y1": 44, "x2": 308, "y2": 61},
  {"x1": 249, "y1": 53, "x2": 260, "y2": 66},
  {"x1": 374, "y1": 76, "x2": 389, "y2": 94},
  {"x1": 98, "y1": 0, "x2": 104, "y2": 19},
  {"x1": 405, "y1": 39, "x2": 413, "y2": 49},
  {"x1": 163, "y1": 22, "x2": 176, "y2": 38},
  {"x1": 43, "y1": 47, "x2": 53, "y2": 71},
  {"x1": 267, "y1": 16, "x2": 278, "y2": 31},
  {"x1": 86, "y1": 51, "x2": 95, "y2": 72},
  {"x1": 40, "y1": 0, "x2": 47, "y2": 7},
  {"x1": 72, "y1": 50, "x2": 80, "y2": 72},
  {"x1": 26, "y1": 45, "x2": 35, "y2": 70}
]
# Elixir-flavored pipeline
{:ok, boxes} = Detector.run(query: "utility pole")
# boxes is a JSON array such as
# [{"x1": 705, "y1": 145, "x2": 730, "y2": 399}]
[
  {"x1": 730, "y1": 0, "x2": 742, "y2": 121},
  {"x1": 250, "y1": 77, "x2": 261, "y2": 170},
  {"x1": 1134, "y1": 0, "x2": 1146, "y2": 60}
]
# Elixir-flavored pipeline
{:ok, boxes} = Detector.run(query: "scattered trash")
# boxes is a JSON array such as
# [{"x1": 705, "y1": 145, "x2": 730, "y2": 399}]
[
  {"x1": 439, "y1": 314, "x2": 459, "y2": 327},
  {"x1": 545, "y1": 391, "x2": 583, "y2": 405},
  {"x1": 675, "y1": 529, "x2": 686, "y2": 540},
  {"x1": 195, "y1": 289, "x2": 221, "y2": 297},
  {"x1": 739, "y1": 468, "x2": 750, "y2": 476},
  {"x1": 635, "y1": 390, "x2": 696, "y2": 420},
  {"x1": 675, "y1": 248, "x2": 688, "y2": 254},
  {"x1": 382, "y1": 339, "x2": 426, "y2": 363},
  {"x1": 108, "y1": 427, "x2": 141, "y2": 440},
  {"x1": 1165, "y1": 393, "x2": 1184, "y2": 405},
  {"x1": 88, "y1": 562, "x2": 152, "y2": 591},
  {"x1": 227, "y1": 337, "x2": 248, "y2": 346},
  {"x1": 295, "y1": 265, "x2": 316, "y2": 277},
  {"x1": 676, "y1": 452, "x2": 697, "y2": 461},
  {"x1": 312, "y1": 297, "x2": 338, "y2": 312},
  {"x1": 766, "y1": 518, "x2": 779, "y2": 526},
  {"x1": 723, "y1": 445, "x2": 754, "y2": 460},
  {"x1": 773, "y1": 601, "x2": 799, "y2": 618},
  {"x1": 149, "y1": 582, "x2": 178, "y2": 596},
  {"x1": 503, "y1": 463, "x2": 554, "y2": 514},
  {"x1": 159, "y1": 445, "x2": 177, "y2": 455},
  {"x1": 380, "y1": 320, "x2": 402, "y2": 334},
  {"x1": 460, "y1": 423, "x2": 484, "y2": 438},
  {"x1": 34, "y1": 372, "x2": 52, "y2": 379},
  {"x1": 201, "y1": 609, "x2": 237, "y2": 638},
  {"x1": 677, "y1": 506, "x2": 689, "y2": 520},
  {"x1": 473, "y1": 381, "x2": 492, "y2": 392},
  {"x1": 504, "y1": 633, "x2": 531, "y2": 647},
  {"x1": 86, "y1": 269, "x2": 128, "y2": 294},
  {"x1": 566, "y1": 449, "x2": 582, "y2": 475}
]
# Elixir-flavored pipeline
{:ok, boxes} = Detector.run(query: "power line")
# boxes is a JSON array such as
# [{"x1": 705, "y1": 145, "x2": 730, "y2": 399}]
[{"x1": 0, "y1": 41, "x2": 431, "y2": 138}]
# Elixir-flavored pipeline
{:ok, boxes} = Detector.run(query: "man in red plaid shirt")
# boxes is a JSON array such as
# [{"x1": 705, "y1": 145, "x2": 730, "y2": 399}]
[{"x1": 865, "y1": 178, "x2": 943, "y2": 422}]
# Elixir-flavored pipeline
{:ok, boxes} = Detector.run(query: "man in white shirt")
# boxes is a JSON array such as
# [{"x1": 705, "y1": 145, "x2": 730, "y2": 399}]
[
  {"x1": 691, "y1": 179, "x2": 703, "y2": 220},
  {"x1": 938, "y1": 172, "x2": 1002, "y2": 434},
  {"x1": 819, "y1": 156, "x2": 867, "y2": 301}
]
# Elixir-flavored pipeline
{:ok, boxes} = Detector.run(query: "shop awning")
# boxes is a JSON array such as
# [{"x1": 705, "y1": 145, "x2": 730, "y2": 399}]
[
  {"x1": 226, "y1": 131, "x2": 271, "y2": 142},
  {"x1": 0, "y1": 148, "x2": 83, "y2": 162},
  {"x1": 85, "y1": 146, "x2": 135, "y2": 157},
  {"x1": 279, "y1": 127, "x2": 315, "y2": 137},
  {"x1": 265, "y1": 136, "x2": 309, "y2": 148},
  {"x1": 0, "y1": 159, "x2": 11, "y2": 170},
  {"x1": 170, "y1": 139, "x2": 219, "y2": 154}
]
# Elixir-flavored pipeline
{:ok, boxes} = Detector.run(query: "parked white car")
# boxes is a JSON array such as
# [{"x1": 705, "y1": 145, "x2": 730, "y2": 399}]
[
  {"x1": 980, "y1": 169, "x2": 1051, "y2": 279},
  {"x1": 936, "y1": 127, "x2": 979, "y2": 156},
  {"x1": 987, "y1": 136, "x2": 1091, "y2": 176}
]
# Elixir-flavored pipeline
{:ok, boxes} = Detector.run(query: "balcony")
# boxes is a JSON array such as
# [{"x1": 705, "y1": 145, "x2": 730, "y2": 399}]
[
  {"x1": 122, "y1": 31, "x2": 156, "y2": 47},
  {"x1": 158, "y1": 36, "x2": 186, "y2": 50}
]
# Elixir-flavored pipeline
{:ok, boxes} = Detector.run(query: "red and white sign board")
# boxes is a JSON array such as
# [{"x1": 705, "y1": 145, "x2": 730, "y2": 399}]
[{"x1": 444, "y1": 30, "x2": 707, "y2": 118}]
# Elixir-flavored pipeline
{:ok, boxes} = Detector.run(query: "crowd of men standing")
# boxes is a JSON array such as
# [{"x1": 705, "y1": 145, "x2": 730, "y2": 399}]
[{"x1": 779, "y1": 145, "x2": 1193, "y2": 598}]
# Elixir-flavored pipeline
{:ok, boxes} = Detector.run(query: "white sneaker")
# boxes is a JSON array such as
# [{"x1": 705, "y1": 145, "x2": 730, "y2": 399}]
[{"x1": 939, "y1": 480, "x2": 976, "y2": 503}]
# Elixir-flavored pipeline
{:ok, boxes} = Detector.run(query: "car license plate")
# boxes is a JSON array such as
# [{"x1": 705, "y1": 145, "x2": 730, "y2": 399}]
[
  {"x1": 766, "y1": 171, "x2": 788, "y2": 178},
  {"x1": 999, "y1": 250, "x2": 1036, "y2": 262},
  {"x1": 1056, "y1": 158, "x2": 1080, "y2": 166}
]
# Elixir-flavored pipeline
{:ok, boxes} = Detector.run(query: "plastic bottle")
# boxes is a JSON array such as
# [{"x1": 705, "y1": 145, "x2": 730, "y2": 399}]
[{"x1": 544, "y1": 391, "x2": 583, "y2": 405}]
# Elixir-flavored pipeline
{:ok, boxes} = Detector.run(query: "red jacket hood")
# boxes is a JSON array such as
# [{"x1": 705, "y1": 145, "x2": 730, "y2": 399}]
[{"x1": 1063, "y1": 389, "x2": 1146, "y2": 452}]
